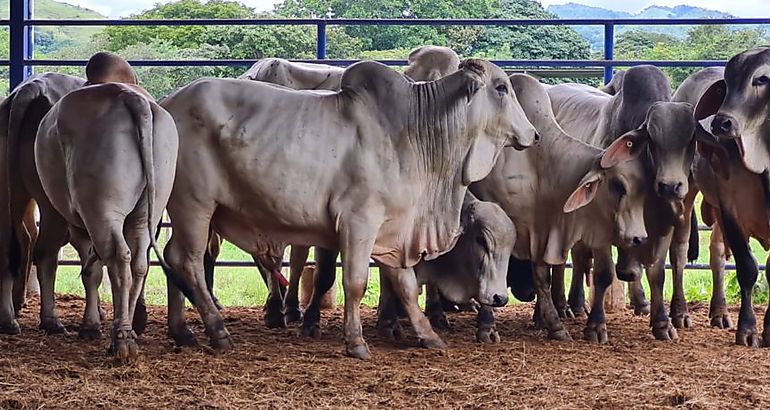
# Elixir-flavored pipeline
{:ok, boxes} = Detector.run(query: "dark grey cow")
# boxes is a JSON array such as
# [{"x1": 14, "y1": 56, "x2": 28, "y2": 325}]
[{"x1": 547, "y1": 65, "x2": 706, "y2": 342}]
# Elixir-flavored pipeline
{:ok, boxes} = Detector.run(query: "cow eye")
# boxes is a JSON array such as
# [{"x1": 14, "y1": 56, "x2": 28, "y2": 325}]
[
  {"x1": 753, "y1": 75, "x2": 770, "y2": 86},
  {"x1": 609, "y1": 178, "x2": 626, "y2": 198},
  {"x1": 495, "y1": 84, "x2": 508, "y2": 95}
]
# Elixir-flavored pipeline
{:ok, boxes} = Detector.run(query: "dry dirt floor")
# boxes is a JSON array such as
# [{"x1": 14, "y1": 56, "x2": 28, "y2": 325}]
[{"x1": 1, "y1": 295, "x2": 770, "y2": 409}]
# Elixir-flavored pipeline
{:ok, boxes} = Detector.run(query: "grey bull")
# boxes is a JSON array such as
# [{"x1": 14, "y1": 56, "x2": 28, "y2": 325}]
[
  {"x1": 547, "y1": 65, "x2": 705, "y2": 342},
  {"x1": 471, "y1": 74, "x2": 650, "y2": 342},
  {"x1": 160, "y1": 59, "x2": 536, "y2": 359},
  {"x1": 35, "y1": 54, "x2": 181, "y2": 362},
  {"x1": 690, "y1": 47, "x2": 770, "y2": 347}
]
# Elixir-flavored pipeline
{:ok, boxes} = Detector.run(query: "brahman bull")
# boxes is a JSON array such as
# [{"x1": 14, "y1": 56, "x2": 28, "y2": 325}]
[
  {"x1": 0, "y1": 73, "x2": 100, "y2": 337},
  {"x1": 547, "y1": 65, "x2": 707, "y2": 342},
  {"x1": 470, "y1": 74, "x2": 649, "y2": 342},
  {"x1": 160, "y1": 59, "x2": 537, "y2": 359},
  {"x1": 34, "y1": 52, "x2": 181, "y2": 362},
  {"x1": 690, "y1": 47, "x2": 770, "y2": 347}
]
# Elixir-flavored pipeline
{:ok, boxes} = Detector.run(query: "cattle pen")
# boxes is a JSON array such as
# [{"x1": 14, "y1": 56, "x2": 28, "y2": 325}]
[{"x1": 3, "y1": 1, "x2": 770, "y2": 409}]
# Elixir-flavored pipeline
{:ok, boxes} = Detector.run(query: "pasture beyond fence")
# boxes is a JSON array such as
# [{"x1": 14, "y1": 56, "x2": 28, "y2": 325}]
[{"x1": 4, "y1": 1, "x2": 770, "y2": 271}]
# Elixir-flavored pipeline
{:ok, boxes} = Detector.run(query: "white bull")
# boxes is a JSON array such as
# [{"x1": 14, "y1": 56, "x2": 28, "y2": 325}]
[{"x1": 161, "y1": 59, "x2": 537, "y2": 359}]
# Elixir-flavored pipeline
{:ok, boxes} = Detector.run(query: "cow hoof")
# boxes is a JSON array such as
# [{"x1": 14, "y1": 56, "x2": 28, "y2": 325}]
[
  {"x1": 475, "y1": 326, "x2": 501, "y2": 344},
  {"x1": 569, "y1": 304, "x2": 589, "y2": 319},
  {"x1": 652, "y1": 321, "x2": 678, "y2": 341},
  {"x1": 671, "y1": 314, "x2": 692, "y2": 329},
  {"x1": 284, "y1": 307, "x2": 303, "y2": 324},
  {"x1": 548, "y1": 329, "x2": 572, "y2": 341},
  {"x1": 98, "y1": 306, "x2": 107, "y2": 322},
  {"x1": 556, "y1": 306, "x2": 575, "y2": 319},
  {"x1": 420, "y1": 337, "x2": 447, "y2": 350},
  {"x1": 0, "y1": 319, "x2": 21, "y2": 335},
  {"x1": 298, "y1": 324, "x2": 320, "y2": 338},
  {"x1": 40, "y1": 318, "x2": 68, "y2": 335},
  {"x1": 583, "y1": 322, "x2": 608, "y2": 344},
  {"x1": 377, "y1": 322, "x2": 404, "y2": 341},
  {"x1": 428, "y1": 313, "x2": 450, "y2": 331},
  {"x1": 762, "y1": 329, "x2": 770, "y2": 348},
  {"x1": 78, "y1": 327, "x2": 103, "y2": 341},
  {"x1": 210, "y1": 334, "x2": 234, "y2": 353},
  {"x1": 108, "y1": 330, "x2": 139, "y2": 364},
  {"x1": 263, "y1": 312, "x2": 287, "y2": 329},
  {"x1": 169, "y1": 327, "x2": 198, "y2": 347},
  {"x1": 633, "y1": 303, "x2": 651, "y2": 316},
  {"x1": 132, "y1": 304, "x2": 148, "y2": 337},
  {"x1": 736, "y1": 328, "x2": 760, "y2": 347},
  {"x1": 346, "y1": 343, "x2": 371, "y2": 360},
  {"x1": 710, "y1": 313, "x2": 733, "y2": 329}
]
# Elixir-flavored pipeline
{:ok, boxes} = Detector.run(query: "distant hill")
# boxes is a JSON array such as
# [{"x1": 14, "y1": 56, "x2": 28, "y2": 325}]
[
  {"x1": 547, "y1": 3, "x2": 736, "y2": 50},
  {"x1": 0, "y1": 0, "x2": 106, "y2": 55}
]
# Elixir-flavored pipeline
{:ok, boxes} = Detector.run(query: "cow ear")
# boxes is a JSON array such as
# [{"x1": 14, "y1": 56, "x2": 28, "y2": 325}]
[
  {"x1": 694, "y1": 121, "x2": 730, "y2": 179},
  {"x1": 694, "y1": 79, "x2": 726, "y2": 121},
  {"x1": 600, "y1": 128, "x2": 648, "y2": 168},
  {"x1": 564, "y1": 170, "x2": 604, "y2": 213},
  {"x1": 459, "y1": 59, "x2": 486, "y2": 103}
]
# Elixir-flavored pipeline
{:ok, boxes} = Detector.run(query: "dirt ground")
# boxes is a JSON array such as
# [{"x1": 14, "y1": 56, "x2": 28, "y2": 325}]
[{"x1": 1, "y1": 296, "x2": 770, "y2": 409}]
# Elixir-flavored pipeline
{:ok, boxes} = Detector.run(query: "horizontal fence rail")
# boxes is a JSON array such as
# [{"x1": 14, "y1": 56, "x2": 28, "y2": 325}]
[{"x1": 5, "y1": 2, "x2": 770, "y2": 273}]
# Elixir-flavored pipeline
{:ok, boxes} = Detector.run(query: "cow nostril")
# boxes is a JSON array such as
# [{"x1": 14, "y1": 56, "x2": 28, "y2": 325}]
[
  {"x1": 534, "y1": 132, "x2": 541, "y2": 142},
  {"x1": 632, "y1": 236, "x2": 647, "y2": 247},
  {"x1": 492, "y1": 294, "x2": 508, "y2": 307},
  {"x1": 719, "y1": 118, "x2": 733, "y2": 133}
]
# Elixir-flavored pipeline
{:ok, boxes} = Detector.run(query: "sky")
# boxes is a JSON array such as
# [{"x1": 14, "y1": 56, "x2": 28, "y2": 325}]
[{"x1": 63, "y1": 0, "x2": 768, "y2": 19}]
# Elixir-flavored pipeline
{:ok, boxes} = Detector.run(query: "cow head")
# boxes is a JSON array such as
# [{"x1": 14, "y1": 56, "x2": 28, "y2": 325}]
[
  {"x1": 431, "y1": 197, "x2": 515, "y2": 308},
  {"x1": 85, "y1": 51, "x2": 139, "y2": 85},
  {"x1": 565, "y1": 139, "x2": 649, "y2": 248},
  {"x1": 696, "y1": 47, "x2": 770, "y2": 174},
  {"x1": 460, "y1": 59, "x2": 539, "y2": 184},
  {"x1": 621, "y1": 102, "x2": 698, "y2": 200}
]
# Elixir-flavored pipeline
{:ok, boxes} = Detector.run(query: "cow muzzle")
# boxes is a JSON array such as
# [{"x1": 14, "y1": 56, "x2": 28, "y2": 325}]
[
  {"x1": 711, "y1": 113, "x2": 740, "y2": 140},
  {"x1": 655, "y1": 181, "x2": 686, "y2": 200}
]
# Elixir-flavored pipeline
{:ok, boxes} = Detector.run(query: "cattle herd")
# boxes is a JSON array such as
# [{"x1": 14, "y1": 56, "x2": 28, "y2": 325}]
[{"x1": 0, "y1": 44, "x2": 769, "y2": 365}]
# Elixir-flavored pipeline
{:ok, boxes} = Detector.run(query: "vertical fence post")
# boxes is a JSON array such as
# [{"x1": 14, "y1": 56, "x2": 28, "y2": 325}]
[
  {"x1": 9, "y1": 0, "x2": 33, "y2": 90},
  {"x1": 603, "y1": 23, "x2": 614, "y2": 85},
  {"x1": 316, "y1": 21, "x2": 327, "y2": 60}
]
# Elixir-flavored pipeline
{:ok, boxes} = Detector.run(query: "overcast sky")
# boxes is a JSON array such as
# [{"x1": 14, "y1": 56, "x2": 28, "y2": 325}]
[{"x1": 62, "y1": 0, "x2": 768, "y2": 18}]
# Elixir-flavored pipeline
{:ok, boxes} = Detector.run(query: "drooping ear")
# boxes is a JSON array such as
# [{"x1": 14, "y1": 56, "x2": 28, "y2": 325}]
[
  {"x1": 600, "y1": 127, "x2": 649, "y2": 168},
  {"x1": 458, "y1": 59, "x2": 486, "y2": 103},
  {"x1": 462, "y1": 133, "x2": 499, "y2": 185},
  {"x1": 694, "y1": 121, "x2": 730, "y2": 180},
  {"x1": 694, "y1": 79, "x2": 726, "y2": 121},
  {"x1": 564, "y1": 170, "x2": 604, "y2": 213}
]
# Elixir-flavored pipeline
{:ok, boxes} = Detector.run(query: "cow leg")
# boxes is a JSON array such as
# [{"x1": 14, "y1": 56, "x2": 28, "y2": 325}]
[
  {"x1": 584, "y1": 247, "x2": 614, "y2": 344},
  {"x1": 669, "y1": 257, "x2": 691, "y2": 330},
  {"x1": 125, "y1": 221, "x2": 151, "y2": 341},
  {"x1": 425, "y1": 285, "x2": 450, "y2": 330},
  {"x1": 551, "y1": 264, "x2": 574, "y2": 319},
  {"x1": 284, "y1": 245, "x2": 309, "y2": 324},
  {"x1": 339, "y1": 223, "x2": 378, "y2": 359},
  {"x1": 255, "y1": 259, "x2": 286, "y2": 329},
  {"x1": 628, "y1": 279, "x2": 650, "y2": 316},
  {"x1": 647, "y1": 247, "x2": 678, "y2": 341},
  {"x1": 381, "y1": 266, "x2": 446, "y2": 350},
  {"x1": 534, "y1": 264, "x2": 570, "y2": 341},
  {"x1": 568, "y1": 245, "x2": 590, "y2": 318},
  {"x1": 376, "y1": 271, "x2": 404, "y2": 340},
  {"x1": 298, "y1": 247, "x2": 337, "y2": 338},
  {"x1": 69, "y1": 228, "x2": 105, "y2": 340},
  {"x1": 669, "y1": 204, "x2": 695, "y2": 330},
  {"x1": 12, "y1": 206, "x2": 35, "y2": 315},
  {"x1": 476, "y1": 305, "x2": 500, "y2": 343},
  {"x1": 763, "y1": 255, "x2": 770, "y2": 347},
  {"x1": 0, "y1": 232, "x2": 19, "y2": 334},
  {"x1": 34, "y1": 206, "x2": 69, "y2": 335},
  {"x1": 708, "y1": 223, "x2": 732, "y2": 329},
  {"x1": 721, "y1": 211, "x2": 760, "y2": 347},
  {"x1": 164, "y1": 207, "x2": 230, "y2": 350}
]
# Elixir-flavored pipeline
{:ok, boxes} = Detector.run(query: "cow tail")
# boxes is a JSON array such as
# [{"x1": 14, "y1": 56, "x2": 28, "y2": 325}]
[
  {"x1": 5, "y1": 81, "x2": 44, "y2": 278},
  {"x1": 122, "y1": 90, "x2": 197, "y2": 306}
]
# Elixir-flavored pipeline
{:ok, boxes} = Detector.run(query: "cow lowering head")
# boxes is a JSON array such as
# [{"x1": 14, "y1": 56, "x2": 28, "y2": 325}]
[
  {"x1": 85, "y1": 51, "x2": 139, "y2": 85},
  {"x1": 429, "y1": 196, "x2": 515, "y2": 307},
  {"x1": 696, "y1": 47, "x2": 770, "y2": 174}
]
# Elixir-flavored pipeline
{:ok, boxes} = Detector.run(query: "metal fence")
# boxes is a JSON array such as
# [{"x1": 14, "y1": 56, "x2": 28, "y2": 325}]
[{"x1": 4, "y1": 1, "x2": 770, "y2": 270}]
